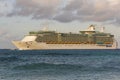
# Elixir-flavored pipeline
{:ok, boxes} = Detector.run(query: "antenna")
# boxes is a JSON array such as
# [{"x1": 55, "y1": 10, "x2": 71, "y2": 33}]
[
  {"x1": 41, "y1": 22, "x2": 49, "y2": 31},
  {"x1": 95, "y1": 24, "x2": 105, "y2": 32},
  {"x1": 42, "y1": 27, "x2": 48, "y2": 31},
  {"x1": 41, "y1": 21, "x2": 55, "y2": 31},
  {"x1": 100, "y1": 27, "x2": 105, "y2": 33},
  {"x1": 87, "y1": 24, "x2": 96, "y2": 31}
]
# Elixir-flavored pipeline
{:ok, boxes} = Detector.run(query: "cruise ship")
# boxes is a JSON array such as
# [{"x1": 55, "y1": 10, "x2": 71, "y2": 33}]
[{"x1": 12, "y1": 25, "x2": 117, "y2": 50}]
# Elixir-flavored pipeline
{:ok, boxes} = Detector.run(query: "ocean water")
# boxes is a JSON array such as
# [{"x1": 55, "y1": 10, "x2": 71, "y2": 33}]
[{"x1": 0, "y1": 49, "x2": 120, "y2": 80}]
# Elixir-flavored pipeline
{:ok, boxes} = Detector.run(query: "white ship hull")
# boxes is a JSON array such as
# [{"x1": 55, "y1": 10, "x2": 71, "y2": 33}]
[{"x1": 12, "y1": 41, "x2": 117, "y2": 50}]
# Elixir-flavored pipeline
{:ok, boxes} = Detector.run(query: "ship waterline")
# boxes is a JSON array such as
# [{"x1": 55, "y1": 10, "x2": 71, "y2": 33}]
[{"x1": 12, "y1": 25, "x2": 118, "y2": 50}]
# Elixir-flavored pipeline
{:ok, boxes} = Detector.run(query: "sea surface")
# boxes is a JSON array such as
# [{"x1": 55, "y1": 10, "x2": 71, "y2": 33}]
[{"x1": 0, "y1": 49, "x2": 120, "y2": 80}]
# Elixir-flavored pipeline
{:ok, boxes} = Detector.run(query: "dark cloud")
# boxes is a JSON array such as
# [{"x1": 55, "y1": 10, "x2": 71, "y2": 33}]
[
  {"x1": 54, "y1": 0, "x2": 117, "y2": 22},
  {"x1": 7, "y1": 0, "x2": 60, "y2": 19},
  {"x1": 1, "y1": 0, "x2": 120, "y2": 24},
  {"x1": 53, "y1": 11, "x2": 79, "y2": 22}
]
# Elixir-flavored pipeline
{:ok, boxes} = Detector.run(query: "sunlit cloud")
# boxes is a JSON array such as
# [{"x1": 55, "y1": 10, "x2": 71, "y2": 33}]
[{"x1": 107, "y1": 0, "x2": 120, "y2": 5}]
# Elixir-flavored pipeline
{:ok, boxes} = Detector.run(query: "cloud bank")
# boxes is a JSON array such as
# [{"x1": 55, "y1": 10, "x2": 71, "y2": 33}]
[{"x1": 0, "y1": 0, "x2": 120, "y2": 24}]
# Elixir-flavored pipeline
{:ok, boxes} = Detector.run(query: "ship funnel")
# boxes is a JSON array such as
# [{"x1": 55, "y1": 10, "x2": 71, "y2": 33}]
[
  {"x1": 42, "y1": 27, "x2": 49, "y2": 31},
  {"x1": 87, "y1": 25, "x2": 95, "y2": 31}
]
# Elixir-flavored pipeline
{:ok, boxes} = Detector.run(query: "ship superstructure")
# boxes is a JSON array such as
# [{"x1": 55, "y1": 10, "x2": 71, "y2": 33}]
[{"x1": 12, "y1": 25, "x2": 117, "y2": 50}]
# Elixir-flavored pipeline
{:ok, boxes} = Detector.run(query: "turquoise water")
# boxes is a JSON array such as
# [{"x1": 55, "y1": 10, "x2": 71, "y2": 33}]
[{"x1": 0, "y1": 49, "x2": 120, "y2": 80}]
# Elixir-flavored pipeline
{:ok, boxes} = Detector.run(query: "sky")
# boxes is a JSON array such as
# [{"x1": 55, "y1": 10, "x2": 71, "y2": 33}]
[{"x1": 0, "y1": 0, "x2": 120, "y2": 49}]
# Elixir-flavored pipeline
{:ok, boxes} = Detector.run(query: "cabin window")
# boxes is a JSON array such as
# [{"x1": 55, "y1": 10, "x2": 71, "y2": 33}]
[{"x1": 27, "y1": 46, "x2": 29, "y2": 48}]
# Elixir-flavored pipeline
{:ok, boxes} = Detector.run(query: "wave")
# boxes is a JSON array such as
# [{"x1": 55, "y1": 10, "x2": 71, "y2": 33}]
[
  {"x1": 0, "y1": 49, "x2": 120, "y2": 56},
  {"x1": 0, "y1": 56, "x2": 22, "y2": 62},
  {"x1": 13, "y1": 62, "x2": 120, "y2": 72},
  {"x1": 13, "y1": 63, "x2": 84, "y2": 70}
]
